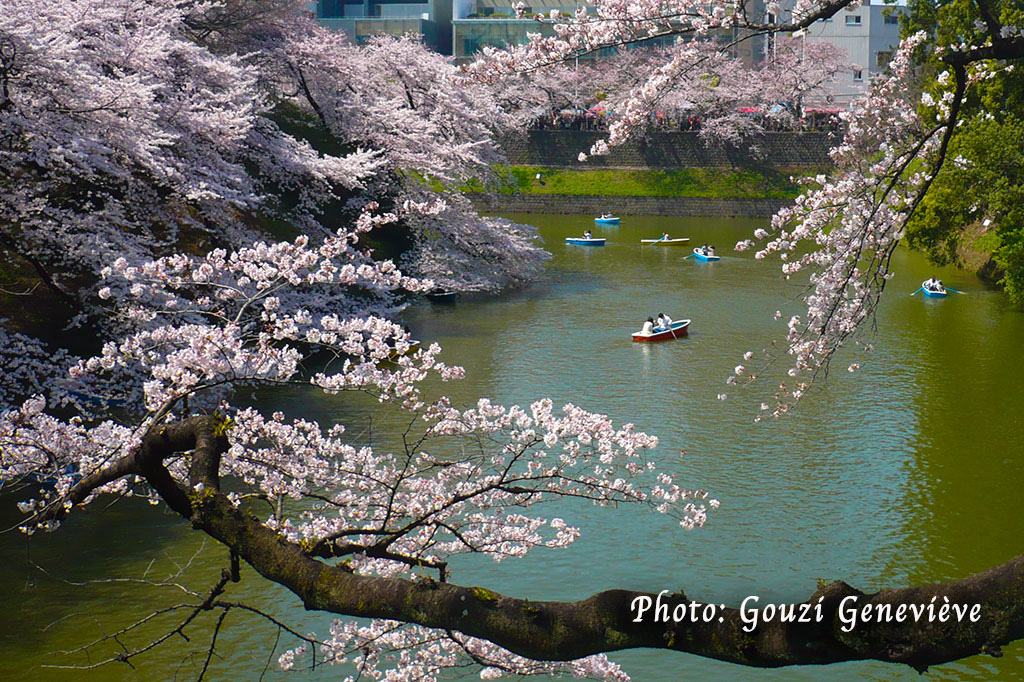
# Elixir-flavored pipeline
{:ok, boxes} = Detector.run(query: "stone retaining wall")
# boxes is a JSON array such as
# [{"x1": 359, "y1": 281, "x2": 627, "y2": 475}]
[
  {"x1": 501, "y1": 130, "x2": 836, "y2": 168},
  {"x1": 469, "y1": 193, "x2": 788, "y2": 217}
]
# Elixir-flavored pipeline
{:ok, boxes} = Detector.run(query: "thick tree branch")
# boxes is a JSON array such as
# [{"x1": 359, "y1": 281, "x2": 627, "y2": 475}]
[
  {"x1": 116, "y1": 416, "x2": 1024, "y2": 671},
  {"x1": 944, "y1": 36, "x2": 1024, "y2": 65},
  {"x1": 972, "y1": 0, "x2": 1002, "y2": 40},
  {"x1": 36, "y1": 415, "x2": 225, "y2": 525}
]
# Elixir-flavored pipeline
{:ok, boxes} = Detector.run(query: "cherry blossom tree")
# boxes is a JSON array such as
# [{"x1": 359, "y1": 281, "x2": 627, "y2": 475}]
[
  {"x1": 4, "y1": 0, "x2": 1024, "y2": 680},
  {"x1": 0, "y1": 0, "x2": 542, "y2": 310},
  {"x1": 493, "y1": 39, "x2": 851, "y2": 146}
]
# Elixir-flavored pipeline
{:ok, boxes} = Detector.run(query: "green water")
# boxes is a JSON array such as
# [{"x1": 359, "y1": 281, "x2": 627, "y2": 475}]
[{"x1": 3, "y1": 214, "x2": 1024, "y2": 681}]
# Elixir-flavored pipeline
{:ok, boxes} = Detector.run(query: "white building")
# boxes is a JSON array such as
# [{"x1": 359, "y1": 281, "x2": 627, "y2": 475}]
[{"x1": 797, "y1": 0, "x2": 907, "y2": 106}]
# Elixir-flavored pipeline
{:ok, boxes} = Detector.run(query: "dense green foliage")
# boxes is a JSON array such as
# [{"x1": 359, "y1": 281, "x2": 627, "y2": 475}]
[{"x1": 902, "y1": 0, "x2": 1024, "y2": 302}]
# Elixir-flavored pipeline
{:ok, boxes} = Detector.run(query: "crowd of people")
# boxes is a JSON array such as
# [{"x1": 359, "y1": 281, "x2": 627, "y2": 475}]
[{"x1": 531, "y1": 111, "x2": 610, "y2": 130}]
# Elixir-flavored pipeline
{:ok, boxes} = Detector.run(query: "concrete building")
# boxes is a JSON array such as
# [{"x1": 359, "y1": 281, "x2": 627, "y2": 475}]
[
  {"x1": 787, "y1": 0, "x2": 906, "y2": 106},
  {"x1": 452, "y1": 1, "x2": 591, "y2": 61},
  {"x1": 313, "y1": 0, "x2": 903, "y2": 104},
  {"x1": 451, "y1": 1, "x2": 764, "y2": 64},
  {"x1": 316, "y1": 0, "x2": 454, "y2": 54}
]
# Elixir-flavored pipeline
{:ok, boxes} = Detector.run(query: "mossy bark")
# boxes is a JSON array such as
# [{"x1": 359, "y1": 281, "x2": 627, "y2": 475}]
[{"x1": 47, "y1": 415, "x2": 1024, "y2": 671}]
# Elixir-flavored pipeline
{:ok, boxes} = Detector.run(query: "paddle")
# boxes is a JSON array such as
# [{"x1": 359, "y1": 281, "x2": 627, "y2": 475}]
[
  {"x1": 909, "y1": 287, "x2": 922, "y2": 296},
  {"x1": 684, "y1": 253, "x2": 696, "y2": 259},
  {"x1": 946, "y1": 287, "x2": 967, "y2": 294}
]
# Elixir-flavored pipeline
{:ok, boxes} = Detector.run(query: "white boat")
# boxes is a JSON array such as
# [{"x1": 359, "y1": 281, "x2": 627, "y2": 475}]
[{"x1": 641, "y1": 238, "x2": 690, "y2": 247}]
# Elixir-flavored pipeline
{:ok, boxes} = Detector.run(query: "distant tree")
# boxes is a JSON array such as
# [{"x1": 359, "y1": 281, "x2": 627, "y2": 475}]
[
  {"x1": 495, "y1": 39, "x2": 852, "y2": 148},
  {"x1": 902, "y1": 0, "x2": 1024, "y2": 303}
]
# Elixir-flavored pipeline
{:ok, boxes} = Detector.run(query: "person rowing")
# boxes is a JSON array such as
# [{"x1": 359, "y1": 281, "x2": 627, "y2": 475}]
[
  {"x1": 657, "y1": 312, "x2": 673, "y2": 330},
  {"x1": 660, "y1": 233, "x2": 670, "y2": 241},
  {"x1": 583, "y1": 230, "x2": 593, "y2": 239}
]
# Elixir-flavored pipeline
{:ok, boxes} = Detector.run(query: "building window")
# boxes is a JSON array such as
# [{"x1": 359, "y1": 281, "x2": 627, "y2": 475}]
[
  {"x1": 845, "y1": 15, "x2": 861, "y2": 25},
  {"x1": 884, "y1": 14, "x2": 899, "y2": 24},
  {"x1": 853, "y1": 69, "x2": 863, "y2": 81},
  {"x1": 876, "y1": 50, "x2": 893, "y2": 68}
]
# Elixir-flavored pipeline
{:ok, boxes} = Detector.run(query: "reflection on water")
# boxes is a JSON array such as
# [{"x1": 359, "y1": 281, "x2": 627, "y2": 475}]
[{"x1": 3, "y1": 214, "x2": 1024, "y2": 681}]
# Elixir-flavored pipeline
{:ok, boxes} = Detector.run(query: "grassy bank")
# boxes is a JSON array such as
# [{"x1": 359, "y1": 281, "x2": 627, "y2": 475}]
[{"x1": 468, "y1": 166, "x2": 808, "y2": 199}]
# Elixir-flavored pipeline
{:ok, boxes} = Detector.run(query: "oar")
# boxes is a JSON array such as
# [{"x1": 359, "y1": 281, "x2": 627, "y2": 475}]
[
  {"x1": 946, "y1": 287, "x2": 967, "y2": 294},
  {"x1": 909, "y1": 287, "x2": 922, "y2": 296},
  {"x1": 684, "y1": 253, "x2": 696, "y2": 259}
]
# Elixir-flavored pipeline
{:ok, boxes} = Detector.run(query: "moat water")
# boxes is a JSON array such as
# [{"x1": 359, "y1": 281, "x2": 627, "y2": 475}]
[{"x1": 3, "y1": 214, "x2": 1023, "y2": 681}]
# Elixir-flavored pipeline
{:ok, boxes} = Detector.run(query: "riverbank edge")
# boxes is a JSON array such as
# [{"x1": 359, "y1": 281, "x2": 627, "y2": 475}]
[
  {"x1": 483, "y1": 166, "x2": 806, "y2": 199},
  {"x1": 467, "y1": 192, "x2": 791, "y2": 217}
]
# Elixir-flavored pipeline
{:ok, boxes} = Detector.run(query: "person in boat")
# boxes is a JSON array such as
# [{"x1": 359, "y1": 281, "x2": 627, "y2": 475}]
[
  {"x1": 657, "y1": 313, "x2": 673, "y2": 330},
  {"x1": 924, "y1": 276, "x2": 939, "y2": 291},
  {"x1": 700, "y1": 242, "x2": 709, "y2": 255},
  {"x1": 660, "y1": 233, "x2": 670, "y2": 241},
  {"x1": 709, "y1": 245, "x2": 717, "y2": 256},
  {"x1": 583, "y1": 230, "x2": 593, "y2": 239},
  {"x1": 642, "y1": 317, "x2": 655, "y2": 335}
]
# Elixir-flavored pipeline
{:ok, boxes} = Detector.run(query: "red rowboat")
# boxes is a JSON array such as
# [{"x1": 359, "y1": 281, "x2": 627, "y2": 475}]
[{"x1": 632, "y1": 319, "x2": 690, "y2": 342}]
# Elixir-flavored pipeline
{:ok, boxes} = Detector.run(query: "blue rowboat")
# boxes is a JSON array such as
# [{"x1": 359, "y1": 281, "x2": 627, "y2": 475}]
[
  {"x1": 692, "y1": 248, "x2": 720, "y2": 261},
  {"x1": 922, "y1": 287, "x2": 948, "y2": 298},
  {"x1": 595, "y1": 216, "x2": 620, "y2": 225},
  {"x1": 566, "y1": 237, "x2": 606, "y2": 246}
]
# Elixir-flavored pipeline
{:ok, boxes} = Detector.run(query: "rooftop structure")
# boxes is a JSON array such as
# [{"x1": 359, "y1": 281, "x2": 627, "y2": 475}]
[
  {"x1": 316, "y1": 0, "x2": 454, "y2": 54},
  {"x1": 451, "y1": 1, "x2": 583, "y2": 60},
  {"x1": 451, "y1": 1, "x2": 764, "y2": 63}
]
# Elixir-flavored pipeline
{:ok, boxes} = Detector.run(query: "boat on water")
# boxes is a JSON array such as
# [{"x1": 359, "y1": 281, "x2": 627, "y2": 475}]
[
  {"x1": 426, "y1": 291, "x2": 458, "y2": 303},
  {"x1": 922, "y1": 282, "x2": 948, "y2": 298},
  {"x1": 641, "y1": 238, "x2": 690, "y2": 247},
  {"x1": 566, "y1": 237, "x2": 606, "y2": 246},
  {"x1": 692, "y1": 247, "x2": 720, "y2": 262},
  {"x1": 632, "y1": 319, "x2": 691, "y2": 342},
  {"x1": 386, "y1": 340, "x2": 422, "y2": 360},
  {"x1": 595, "y1": 215, "x2": 620, "y2": 225}
]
